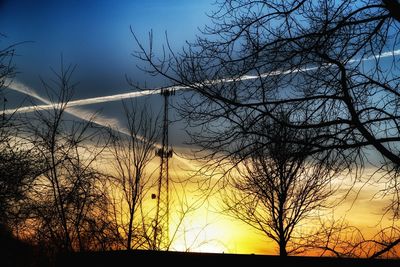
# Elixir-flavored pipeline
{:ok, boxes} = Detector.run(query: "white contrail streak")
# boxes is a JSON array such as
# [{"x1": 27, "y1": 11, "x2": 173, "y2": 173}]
[
  {"x1": 4, "y1": 83, "x2": 188, "y2": 115},
  {"x1": 8, "y1": 82, "x2": 159, "y2": 150},
  {"x1": 3, "y1": 80, "x2": 173, "y2": 147},
  {"x1": 5, "y1": 79, "x2": 50, "y2": 105},
  {"x1": 5, "y1": 49, "x2": 400, "y2": 115},
  {"x1": 4, "y1": 79, "x2": 126, "y2": 134},
  {"x1": 362, "y1": 49, "x2": 400, "y2": 61}
]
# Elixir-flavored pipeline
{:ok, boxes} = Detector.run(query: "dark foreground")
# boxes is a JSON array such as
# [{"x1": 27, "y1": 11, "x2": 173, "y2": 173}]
[{"x1": 55, "y1": 250, "x2": 399, "y2": 267}]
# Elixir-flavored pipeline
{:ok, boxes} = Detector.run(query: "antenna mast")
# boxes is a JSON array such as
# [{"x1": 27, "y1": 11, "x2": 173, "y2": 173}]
[{"x1": 153, "y1": 88, "x2": 174, "y2": 249}]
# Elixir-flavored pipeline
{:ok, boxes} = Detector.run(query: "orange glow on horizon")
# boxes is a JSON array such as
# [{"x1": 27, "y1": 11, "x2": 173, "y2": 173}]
[{"x1": 92, "y1": 146, "x2": 399, "y2": 256}]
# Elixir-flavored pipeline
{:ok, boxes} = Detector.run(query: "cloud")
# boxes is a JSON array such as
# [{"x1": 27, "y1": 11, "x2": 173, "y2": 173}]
[
  {"x1": 4, "y1": 79, "x2": 166, "y2": 149},
  {"x1": 5, "y1": 79, "x2": 123, "y2": 132},
  {"x1": 2, "y1": 48, "x2": 399, "y2": 162},
  {"x1": 5, "y1": 49, "x2": 400, "y2": 115},
  {"x1": 4, "y1": 80, "x2": 188, "y2": 115},
  {"x1": 4, "y1": 78, "x2": 49, "y2": 105}
]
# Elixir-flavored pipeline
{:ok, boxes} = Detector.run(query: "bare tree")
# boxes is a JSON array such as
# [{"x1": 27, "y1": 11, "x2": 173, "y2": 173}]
[
  {"x1": 0, "y1": 34, "x2": 40, "y2": 233},
  {"x1": 133, "y1": 0, "x2": 400, "y2": 197},
  {"x1": 300, "y1": 216, "x2": 400, "y2": 258},
  {"x1": 0, "y1": 34, "x2": 18, "y2": 224},
  {"x1": 22, "y1": 62, "x2": 112, "y2": 252},
  {"x1": 107, "y1": 99, "x2": 204, "y2": 252},
  {"x1": 222, "y1": 112, "x2": 342, "y2": 256},
  {"x1": 0, "y1": 145, "x2": 41, "y2": 226},
  {"x1": 132, "y1": 0, "x2": 400, "y2": 256},
  {"x1": 108, "y1": 99, "x2": 160, "y2": 250},
  {"x1": 0, "y1": 33, "x2": 16, "y2": 94}
]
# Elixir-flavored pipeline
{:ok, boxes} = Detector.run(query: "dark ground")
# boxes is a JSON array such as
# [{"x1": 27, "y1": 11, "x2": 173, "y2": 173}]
[
  {"x1": 2, "y1": 230, "x2": 399, "y2": 267},
  {"x1": 55, "y1": 250, "x2": 400, "y2": 267}
]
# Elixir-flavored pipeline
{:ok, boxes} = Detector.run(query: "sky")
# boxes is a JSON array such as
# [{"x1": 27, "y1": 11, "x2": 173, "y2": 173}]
[
  {"x1": 0, "y1": 0, "x2": 212, "y2": 98},
  {"x1": 0, "y1": 0, "x2": 275, "y2": 254},
  {"x1": 0, "y1": 0, "x2": 214, "y2": 148},
  {"x1": 1, "y1": 0, "x2": 398, "y2": 255}
]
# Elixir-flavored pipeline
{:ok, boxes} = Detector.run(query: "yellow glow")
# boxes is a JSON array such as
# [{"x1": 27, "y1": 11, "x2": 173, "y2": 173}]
[
  {"x1": 96, "y1": 146, "x2": 399, "y2": 255},
  {"x1": 168, "y1": 198, "x2": 275, "y2": 254}
]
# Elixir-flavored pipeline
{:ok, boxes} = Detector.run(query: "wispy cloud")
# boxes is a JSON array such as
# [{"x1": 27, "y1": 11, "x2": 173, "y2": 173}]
[
  {"x1": 5, "y1": 79, "x2": 123, "y2": 132},
  {"x1": 4, "y1": 80, "x2": 188, "y2": 115},
  {"x1": 5, "y1": 79, "x2": 50, "y2": 105},
  {"x1": 4, "y1": 79, "x2": 164, "y2": 147},
  {"x1": 5, "y1": 48, "x2": 400, "y2": 115},
  {"x1": 3, "y1": 48, "x2": 398, "y2": 150}
]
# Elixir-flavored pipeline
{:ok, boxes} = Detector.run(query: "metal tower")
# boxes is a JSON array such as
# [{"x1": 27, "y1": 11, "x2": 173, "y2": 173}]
[{"x1": 153, "y1": 88, "x2": 174, "y2": 249}]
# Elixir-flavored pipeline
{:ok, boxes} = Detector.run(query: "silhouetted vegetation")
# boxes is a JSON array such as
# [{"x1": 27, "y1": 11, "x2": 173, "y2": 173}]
[
  {"x1": 55, "y1": 250, "x2": 400, "y2": 267},
  {"x1": 18, "y1": 63, "x2": 115, "y2": 254},
  {"x1": 2, "y1": 0, "x2": 400, "y2": 265},
  {"x1": 0, "y1": 33, "x2": 15, "y2": 91},
  {"x1": 0, "y1": 35, "x2": 42, "y2": 266},
  {"x1": 222, "y1": 111, "x2": 344, "y2": 256},
  {"x1": 107, "y1": 99, "x2": 160, "y2": 250},
  {"x1": 133, "y1": 0, "x2": 400, "y2": 258}
]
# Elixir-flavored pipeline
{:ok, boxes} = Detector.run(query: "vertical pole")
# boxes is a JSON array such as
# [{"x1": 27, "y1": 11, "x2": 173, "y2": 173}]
[
  {"x1": 164, "y1": 91, "x2": 170, "y2": 248},
  {"x1": 153, "y1": 89, "x2": 171, "y2": 249}
]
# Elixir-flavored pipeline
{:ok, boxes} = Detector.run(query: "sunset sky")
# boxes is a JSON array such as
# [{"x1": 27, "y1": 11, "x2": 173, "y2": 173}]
[
  {"x1": 0, "y1": 0, "x2": 397, "y2": 255},
  {"x1": 0, "y1": 0, "x2": 212, "y2": 94},
  {"x1": 0, "y1": 0, "x2": 214, "y2": 147}
]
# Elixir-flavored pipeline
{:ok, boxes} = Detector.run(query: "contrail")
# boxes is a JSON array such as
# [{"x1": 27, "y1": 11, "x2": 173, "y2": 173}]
[
  {"x1": 5, "y1": 79, "x2": 124, "y2": 132},
  {"x1": 3, "y1": 79, "x2": 171, "y2": 147},
  {"x1": 5, "y1": 79, "x2": 51, "y2": 105},
  {"x1": 4, "y1": 82, "x2": 189, "y2": 115},
  {"x1": 4, "y1": 48, "x2": 400, "y2": 115}
]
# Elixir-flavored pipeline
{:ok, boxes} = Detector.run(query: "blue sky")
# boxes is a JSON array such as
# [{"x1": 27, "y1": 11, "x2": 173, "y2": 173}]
[{"x1": 0, "y1": 0, "x2": 213, "y2": 98}]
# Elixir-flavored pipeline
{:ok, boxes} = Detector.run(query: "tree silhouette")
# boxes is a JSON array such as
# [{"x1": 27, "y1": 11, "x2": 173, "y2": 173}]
[
  {"x1": 0, "y1": 145, "x2": 40, "y2": 226},
  {"x1": 133, "y1": 0, "x2": 400, "y2": 256},
  {"x1": 107, "y1": 98, "x2": 204, "y2": 251},
  {"x1": 22, "y1": 63, "x2": 112, "y2": 252},
  {"x1": 0, "y1": 34, "x2": 40, "y2": 233},
  {"x1": 108, "y1": 99, "x2": 160, "y2": 250},
  {"x1": 0, "y1": 33, "x2": 15, "y2": 95},
  {"x1": 223, "y1": 111, "x2": 342, "y2": 256},
  {"x1": 0, "y1": 34, "x2": 17, "y2": 225}
]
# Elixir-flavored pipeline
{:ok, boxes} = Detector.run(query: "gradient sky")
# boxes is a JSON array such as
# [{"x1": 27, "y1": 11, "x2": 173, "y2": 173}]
[
  {"x1": 0, "y1": 0, "x2": 213, "y2": 98},
  {"x1": 0, "y1": 0, "x2": 215, "y2": 148},
  {"x1": 1, "y1": 0, "x2": 397, "y2": 255}
]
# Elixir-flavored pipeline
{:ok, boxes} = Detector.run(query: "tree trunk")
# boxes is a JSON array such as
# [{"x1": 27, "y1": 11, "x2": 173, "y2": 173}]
[
  {"x1": 279, "y1": 239, "x2": 287, "y2": 257},
  {"x1": 127, "y1": 207, "x2": 134, "y2": 250}
]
